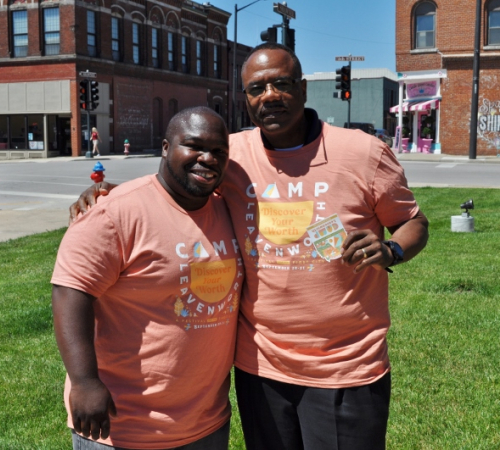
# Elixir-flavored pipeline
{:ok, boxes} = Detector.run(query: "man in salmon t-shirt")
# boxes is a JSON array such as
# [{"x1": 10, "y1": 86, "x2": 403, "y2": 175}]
[
  {"x1": 70, "y1": 45, "x2": 429, "y2": 449},
  {"x1": 52, "y1": 107, "x2": 243, "y2": 450}
]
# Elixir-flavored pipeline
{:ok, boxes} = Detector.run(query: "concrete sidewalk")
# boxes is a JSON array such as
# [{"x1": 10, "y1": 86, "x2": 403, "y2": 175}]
[{"x1": 1, "y1": 151, "x2": 499, "y2": 243}]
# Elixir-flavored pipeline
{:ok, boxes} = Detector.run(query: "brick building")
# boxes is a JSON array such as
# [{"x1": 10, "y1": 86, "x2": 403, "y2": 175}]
[
  {"x1": 0, "y1": 0, "x2": 250, "y2": 160},
  {"x1": 396, "y1": 0, "x2": 500, "y2": 155}
]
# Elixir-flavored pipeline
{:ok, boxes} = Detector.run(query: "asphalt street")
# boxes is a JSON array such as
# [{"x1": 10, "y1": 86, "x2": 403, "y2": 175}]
[{"x1": 0, "y1": 152, "x2": 499, "y2": 242}]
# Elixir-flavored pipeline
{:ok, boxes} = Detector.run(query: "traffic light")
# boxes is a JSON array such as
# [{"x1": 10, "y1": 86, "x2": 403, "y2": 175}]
[
  {"x1": 90, "y1": 81, "x2": 99, "y2": 110},
  {"x1": 260, "y1": 27, "x2": 277, "y2": 43},
  {"x1": 335, "y1": 65, "x2": 351, "y2": 101},
  {"x1": 285, "y1": 28, "x2": 295, "y2": 53},
  {"x1": 79, "y1": 80, "x2": 89, "y2": 110}
]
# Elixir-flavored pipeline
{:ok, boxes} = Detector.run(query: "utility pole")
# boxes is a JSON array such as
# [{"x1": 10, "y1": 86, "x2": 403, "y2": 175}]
[{"x1": 469, "y1": 0, "x2": 481, "y2": 160}]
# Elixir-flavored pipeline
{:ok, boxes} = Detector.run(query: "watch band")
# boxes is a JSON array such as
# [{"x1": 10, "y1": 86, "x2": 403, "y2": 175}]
[{"x1": 383, "y1": 240, "x2": 404, "y2": 268}]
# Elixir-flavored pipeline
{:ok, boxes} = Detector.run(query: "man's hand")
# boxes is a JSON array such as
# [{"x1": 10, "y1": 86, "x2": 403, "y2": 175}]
[
  {"x1": 341, "y1": 230, "x2": 393, "y2": 273},
  {"x1": 341, "y1": 210, "x2": 429, "y2": 273},
  {"x1": 70, "y1": 378, "x2": 117, "y2": 440},
  {"x1": 69, "y1": 182, "x2": 117, "y2": 224}
]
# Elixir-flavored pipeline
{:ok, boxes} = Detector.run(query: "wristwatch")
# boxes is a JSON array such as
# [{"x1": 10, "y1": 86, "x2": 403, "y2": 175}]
[{"x1": 383, "y1": 240, "x2": 404, "y2": 267}]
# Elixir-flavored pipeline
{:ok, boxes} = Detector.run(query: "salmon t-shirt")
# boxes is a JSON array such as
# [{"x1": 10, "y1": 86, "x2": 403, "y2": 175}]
[
  {"x1": 51, "y1": 175, "x2": 243, "y2": 449},
  {"x1": 221, "y1": 121, "x2": 419, "y2": 388}
]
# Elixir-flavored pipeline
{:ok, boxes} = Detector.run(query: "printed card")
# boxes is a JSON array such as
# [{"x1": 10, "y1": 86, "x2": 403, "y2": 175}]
[{"x1": 306, "y1": 214, "x2": 347, "y2": 262}]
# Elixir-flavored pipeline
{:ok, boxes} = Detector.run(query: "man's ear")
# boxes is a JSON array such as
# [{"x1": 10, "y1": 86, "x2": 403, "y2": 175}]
[
  {"x1": 162, "y1": 139, "x2": 169, "y2": 157},
  {"x1": 301, "y1": 78, "x2": 307, "y2": 104}
]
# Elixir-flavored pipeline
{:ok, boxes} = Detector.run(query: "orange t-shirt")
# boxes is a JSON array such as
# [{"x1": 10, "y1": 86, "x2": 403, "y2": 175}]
[
  {"x1": 51, "y1": 175, "x2": 243, "y2": 449},
  {"x1": 222, "y1": 122, "x2": 419, "y2": 388}
]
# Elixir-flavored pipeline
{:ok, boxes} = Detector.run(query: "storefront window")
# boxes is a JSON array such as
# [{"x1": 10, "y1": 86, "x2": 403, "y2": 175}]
[
  {"x1": 11, "y1": 115, "x2": 26, "y2": 149},
  {"x1": 28, "y1": 115, "x2": 44, "y2": 149}
]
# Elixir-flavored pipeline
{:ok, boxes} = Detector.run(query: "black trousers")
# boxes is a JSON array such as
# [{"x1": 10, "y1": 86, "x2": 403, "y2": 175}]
[{"x1": 235, "y1": 368, "x2": 391, "y2": 450}]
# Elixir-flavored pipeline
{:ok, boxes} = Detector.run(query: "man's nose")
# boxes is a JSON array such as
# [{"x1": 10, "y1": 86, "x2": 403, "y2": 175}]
[
  {"x1": 262, "y1": 83, "x2": 281, "y2": 97},
  {"x1": 197, "y1": 150, "x2": 217, "y2": 165}
]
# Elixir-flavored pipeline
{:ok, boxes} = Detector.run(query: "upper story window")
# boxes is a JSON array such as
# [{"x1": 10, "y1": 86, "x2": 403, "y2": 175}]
[
  {"x1": 43, "y1": 8, "x2": 60, "y2": 55},
  {"x1": 488, "y1": 0, "x2": 500, "y2": 45},
  {"x1": 181, "y1": 36, "x2": 190, "y2": 73},
  {"x1": 87, "y1": 11, "x2": 97, "y2": 57},
  {"x1": 196, "y1": 40, "x2": 204, "y2": 76},
  {"x1": 214, "y1": 43, "x2": 221, "y2": 79},
  {"x1": 12, "y1": 10, "x2": 28, "y2": 57},
  {"x1": 152, "y1": 28, "x2": 160, "y2": 68},
  {"x1": 111, "y1": 17, "x2": 121, "y2": 61},
  {"x1": 415, "y1": 2, "x2": 436, "y2": 49},
  {"x1": 168, "y1": 32, "x2": 176, "y2": 71},
  {"x1": 132, "y1": 23, "x2": 141, "y2": 64}
]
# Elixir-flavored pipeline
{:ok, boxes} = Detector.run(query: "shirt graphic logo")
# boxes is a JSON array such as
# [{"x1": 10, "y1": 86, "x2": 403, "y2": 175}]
[
  {"x1": 262, "y1": 183, "x2": 280, "y2": 199},
  {"x1": 257, "y1": 201, "x2": 314, "y2": 245},
  {"x1": 193, "y1": 242, "x2": 209, "y2": 258},
  {"x1": 190, "y1": 259, "x2": 237, "y2": 303}
]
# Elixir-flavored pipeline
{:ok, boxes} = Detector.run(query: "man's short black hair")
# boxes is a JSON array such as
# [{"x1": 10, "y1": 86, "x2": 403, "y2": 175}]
[
  {"x1": 165, "y1": 106, "x2": 226, "y2": 142},
  {"x1": 241, "y1": 43, "x2": 303, "y2": 82}
]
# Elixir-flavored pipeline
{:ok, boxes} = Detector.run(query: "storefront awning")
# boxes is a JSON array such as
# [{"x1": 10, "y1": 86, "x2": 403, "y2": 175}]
[{"x1": 390, "y1": 99, "x2": 440, "y2": 113}]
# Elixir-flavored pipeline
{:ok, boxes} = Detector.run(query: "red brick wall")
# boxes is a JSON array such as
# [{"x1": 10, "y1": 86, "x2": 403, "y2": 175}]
[
  {"x1": 396, "y1": 0, "x2": 500, "y2": 155},
  {"x1": 0, "y1": 0, "x2": 239, "y2": 156}
]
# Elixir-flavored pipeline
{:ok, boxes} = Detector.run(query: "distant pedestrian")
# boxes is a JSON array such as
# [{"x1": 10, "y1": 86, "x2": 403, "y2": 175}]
[{"x1": 91, "y1": 127, "x2": 102, "y2": 156}]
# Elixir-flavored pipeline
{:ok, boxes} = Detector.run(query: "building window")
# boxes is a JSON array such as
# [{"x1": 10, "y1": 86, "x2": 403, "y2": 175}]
[
  {"x1": 12, "y1": 10, "x2": 28, "y2": 57},
  {"x1": 168, "y1": 32, "x2": 176, "y2": 70},
  {"x1": 168, "y1": 98, "x2": 178, "y2": 122},
  {"x1": 87, "y1": 11, "x2": 97, "y2": 57},
  {"x1": 214, "y1": 44, "x2": 221, "y2": 78},
  {"x1": 43, "y1": 8, "x2": 60, "y2": 55},
  {"x1": 488, "y1": 0, "x2": 500, "y2": 45},
  {"x1": 111, "y1": 17, "x2": 121, "y2": 61},
  {"x1": 196, "y1": 40, "x2": 204, "y2": 76},
  {"x1": 132, "y1": 23, "x2": 141, "y2": 64},
  {"x1": 152, "y1": 28, "x2": 160, "y2": 68},
  {"x1": 181, "y1": 36, "x2": 190, "y2": 73},
  {"x1": 415, "y1": 2, "x2": 436, "y2": 49}
]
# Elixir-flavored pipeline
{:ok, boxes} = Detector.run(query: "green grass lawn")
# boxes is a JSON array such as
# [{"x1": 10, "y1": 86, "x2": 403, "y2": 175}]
[{"x1": 1, "y1": 187, "x2": 499, "y2": 449}]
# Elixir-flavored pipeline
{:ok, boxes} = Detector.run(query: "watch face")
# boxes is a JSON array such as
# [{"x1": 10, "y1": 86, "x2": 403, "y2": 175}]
[
  {"x1": 391, "y1": 242, "x2": 404, "y2": 264},
  {"x1": 385, "y1": 240, "x2": 404, "y2": 266}
]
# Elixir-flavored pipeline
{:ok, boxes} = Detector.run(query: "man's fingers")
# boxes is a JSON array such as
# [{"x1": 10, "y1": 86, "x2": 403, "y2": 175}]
[
  {"x1": 90, "y1": 418, "x2": 102, "y2": 441},
  {"x1": 80, "y1": 417, "x2": 91, "y2": 438},
  {"x1": 72, "y1": 416, "x2": 82, "y2": 434},
  {"x1": 69, "y1": 204, "x2": 80, "y2": 224},
  {"x1": 100, "y1": 418, "x2": 111, "y2": 440},
  {"x1": 98, "y1": 188, "x2": 110, "y2": 197}
]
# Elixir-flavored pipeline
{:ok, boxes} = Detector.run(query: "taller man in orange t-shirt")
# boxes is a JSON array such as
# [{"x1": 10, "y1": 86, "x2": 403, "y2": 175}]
[{"x1": 71, "y1": 45, "x2": 429, "y2": 450}]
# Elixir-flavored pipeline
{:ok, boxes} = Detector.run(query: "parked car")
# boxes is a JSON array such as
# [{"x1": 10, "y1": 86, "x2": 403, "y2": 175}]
[
  {"x1": 344, "y1": 122, "x2": 376, "y2": 136},
  {"x1": 374, "y1": 128, "x2": 393, "y2": 147}
]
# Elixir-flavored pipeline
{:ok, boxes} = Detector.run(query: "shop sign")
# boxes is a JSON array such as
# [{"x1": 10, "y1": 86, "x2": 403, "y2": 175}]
[{"x1": 407, "y1": 81, "x2": 438, "y2": 100}]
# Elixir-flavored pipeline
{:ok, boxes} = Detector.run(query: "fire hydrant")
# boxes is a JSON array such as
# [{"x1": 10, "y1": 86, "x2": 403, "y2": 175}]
[
  {"x1": 124, "y1": 139, "x2": 130, "y2": 155},
  {"x1": 90, "y1": 161, "x2": 106, "y2": 183}
]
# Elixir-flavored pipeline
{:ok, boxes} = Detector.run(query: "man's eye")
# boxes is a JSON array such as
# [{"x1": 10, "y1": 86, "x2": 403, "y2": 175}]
[
  {"x1": 274, "y1": 81, "x2": 291, "y2": 91},
  {"x1": 247, "y1": 86, "x2": 264, "y2": 96}
]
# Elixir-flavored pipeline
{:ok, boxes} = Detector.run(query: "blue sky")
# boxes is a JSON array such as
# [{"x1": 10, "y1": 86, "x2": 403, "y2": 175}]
[{"x1": 210, "y1": 0, "x2": 396, "y2": 75}]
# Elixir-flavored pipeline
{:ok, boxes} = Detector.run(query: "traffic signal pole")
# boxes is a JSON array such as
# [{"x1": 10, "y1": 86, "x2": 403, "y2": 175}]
[
  {"x1": 85, "y1": 108, "x2": 92, "y2": 159},
  {"x1": 347, "y1": 60, "x2": 351, "y2": 129}
]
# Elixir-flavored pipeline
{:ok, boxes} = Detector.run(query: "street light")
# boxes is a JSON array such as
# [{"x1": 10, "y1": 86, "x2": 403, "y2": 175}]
[{"x1": 232, "y1": 0, "x2": 266, "y2": 133}]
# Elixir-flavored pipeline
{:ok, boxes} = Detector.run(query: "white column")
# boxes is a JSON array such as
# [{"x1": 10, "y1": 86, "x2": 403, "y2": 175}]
[
  {"x1": 43, "y1": 114, "x2": 48, "y2": 158},
  {"x1": 434, "y1": 104, "x2": 441, "y2": 154},
  {"x1": 398, "y1": 81, "x2": 404, "y2": 129}
]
